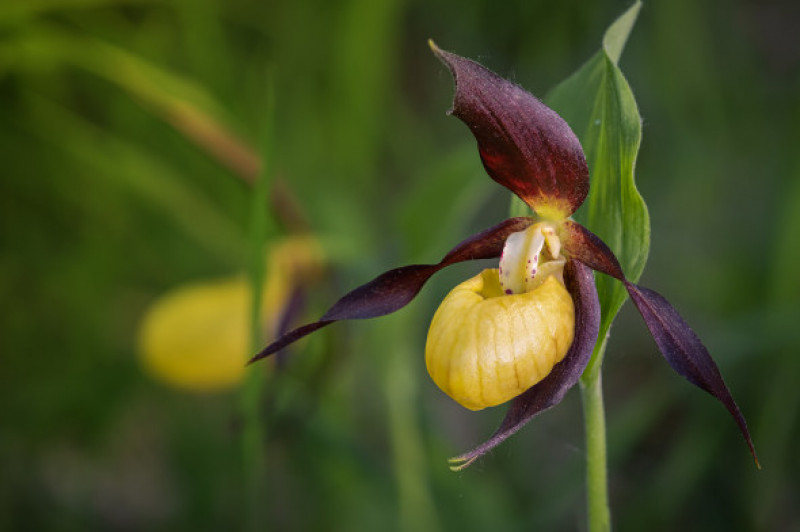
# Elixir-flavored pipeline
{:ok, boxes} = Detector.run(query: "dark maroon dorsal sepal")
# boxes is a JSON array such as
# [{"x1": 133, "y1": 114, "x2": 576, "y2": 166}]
[{"x1": 431, "y1": 42, "x2": 589, "y2": 220}]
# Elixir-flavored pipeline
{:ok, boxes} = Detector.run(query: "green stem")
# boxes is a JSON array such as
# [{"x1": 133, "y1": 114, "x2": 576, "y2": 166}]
[
  {"x1": 580, "y1": 339, "x2": 611, "y2": 532},
  {"x1": 241, "y1": 73, "x2": 276, "y2": 531}
]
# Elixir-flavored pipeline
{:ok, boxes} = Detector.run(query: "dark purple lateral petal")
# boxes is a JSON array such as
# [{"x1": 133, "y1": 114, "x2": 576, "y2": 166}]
[
  {"x1": 625, "y1": 282, "x2": 760, "y2": 467},
  {"x1": 561, "y1": 221, "x2": 625, "y2": 280},
  {"x1": 250, "y1": 217, "x2": 535, "y2": 364},
  {"x1": 449, "y1": 259, "x2": 600, "y2": 470},
  {"x1": 430, "y1": 42, "x2": 589, "y2": 219}
]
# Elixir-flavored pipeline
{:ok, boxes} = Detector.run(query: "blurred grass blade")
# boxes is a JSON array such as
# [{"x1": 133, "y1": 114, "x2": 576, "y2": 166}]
[
  {"x1": 23, "y1": 94, "x2": 245, "y2": 261},
  {"x1": 73, "y1": 36, "x2": 261, "y2": 182},
  {"x1": 241, "y1": 69, "x2": 276, "y2": 531},
  {"x1": 546, "y1": 1, "x2": 649, "y2": 370},
  {"x1": 754, "y1": 153, "x2": 800, "y2": 522},
  {"x1": 14, "y1": 24, "x2": 261, "y2": 182}
]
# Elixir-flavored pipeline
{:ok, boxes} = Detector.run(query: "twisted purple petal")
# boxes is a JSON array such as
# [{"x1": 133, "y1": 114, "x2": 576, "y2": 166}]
[
  {"x1": 625, "y1": 282, "x2": 759, "y2": 467},
  {"x1": 563, "y1": 220, "x2": 758, "y2": 466},
  {"x1": 250, "y1": 217, "x2": 535, "y2": 364}
]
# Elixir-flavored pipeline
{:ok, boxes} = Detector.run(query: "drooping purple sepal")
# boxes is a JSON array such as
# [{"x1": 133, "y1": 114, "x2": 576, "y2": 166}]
[
  {"x1": 448, "y1": 259, "x2": 600, "y2": 470},
  {"x1": 430, "y1": 42, "x2": 589, "y2": 220},
  {"x1": 250, "y1": 217, "x2": 535, "y2": 364},
  {"x1": 625, "y1": 282, "x2": 760, "y2": 466},
  {"x1": 564, "y1": 219, "x2": 758, "y2": 465}
]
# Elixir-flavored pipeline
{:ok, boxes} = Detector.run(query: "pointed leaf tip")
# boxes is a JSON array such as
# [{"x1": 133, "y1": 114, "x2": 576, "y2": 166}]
[
  {"x1": 603, "y1": 1, "x2": 642, "y2": 65},
  {"x1": 430, "y1": 45, "x2": 589, "y2": 219}
]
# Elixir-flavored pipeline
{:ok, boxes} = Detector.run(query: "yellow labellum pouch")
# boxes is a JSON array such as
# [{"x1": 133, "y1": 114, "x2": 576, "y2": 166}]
[{"x1": 426, "y1": 269, "x2": 575, "y2": 410}]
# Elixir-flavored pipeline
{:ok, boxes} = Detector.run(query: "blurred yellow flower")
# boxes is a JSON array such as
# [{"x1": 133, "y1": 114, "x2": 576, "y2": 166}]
[{"x1": 138, "y1": 236, "x2": 324, "y2": 392}]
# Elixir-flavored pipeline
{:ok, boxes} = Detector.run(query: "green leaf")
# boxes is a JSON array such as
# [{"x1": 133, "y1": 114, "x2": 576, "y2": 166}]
[
  {"x1": 7, "y1": 23, "x2": 260, "y2": 182},
  {"x1": 546, "y1": 1, "x2": 650, "y2": 371}
]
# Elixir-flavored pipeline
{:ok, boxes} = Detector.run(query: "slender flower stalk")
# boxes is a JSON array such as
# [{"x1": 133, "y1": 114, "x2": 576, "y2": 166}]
[{"x1": 580, "y1": 340, "x2": 610, "y2": 532}]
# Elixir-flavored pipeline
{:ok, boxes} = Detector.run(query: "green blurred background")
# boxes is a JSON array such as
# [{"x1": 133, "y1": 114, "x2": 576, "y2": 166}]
[{"x1": 1, "y1": 0, "x2": 798, "y2": 530}]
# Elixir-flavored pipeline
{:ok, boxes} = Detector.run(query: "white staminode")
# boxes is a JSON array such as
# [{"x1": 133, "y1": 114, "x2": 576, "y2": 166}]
[
  {"x1": 499, "y1": 223, "x2": 563, "y2": 295},
  {"x1": 542, "y1": 225, "x2": 561, "y2": 260}
]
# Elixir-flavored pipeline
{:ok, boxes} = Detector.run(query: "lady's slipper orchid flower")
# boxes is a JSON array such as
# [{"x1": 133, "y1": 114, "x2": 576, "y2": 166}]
[
  {"x1": 139, "y1": 236, "x2": 323, "y2": 392},
  {"x1": 251, "y1": 44, "x2": 757, "y2": 468}
]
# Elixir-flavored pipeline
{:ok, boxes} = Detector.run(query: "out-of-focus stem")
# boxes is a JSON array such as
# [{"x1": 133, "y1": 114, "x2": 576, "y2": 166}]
[
  {"x1": 241, "y1": 74, "x2": 276, "y2": 531},
  {"x1": 380, "y1": 314, "x2": 440, "y2": 532}
]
